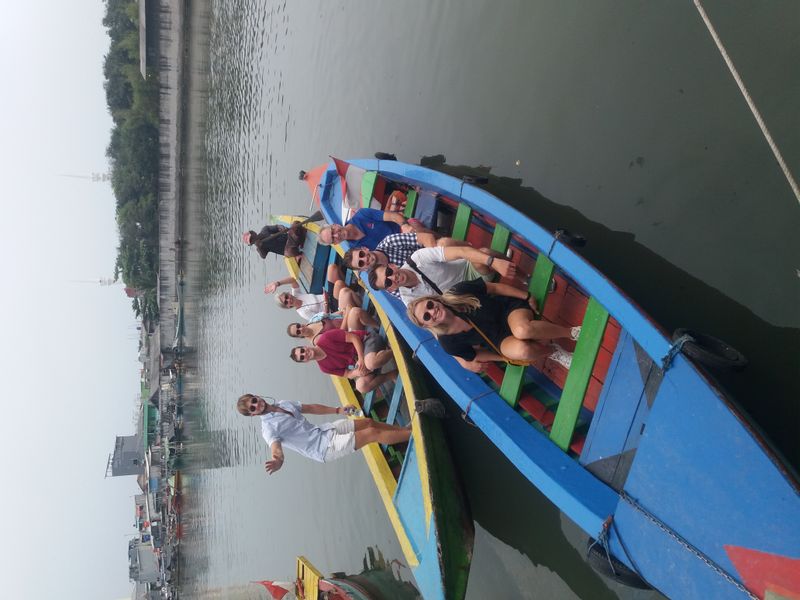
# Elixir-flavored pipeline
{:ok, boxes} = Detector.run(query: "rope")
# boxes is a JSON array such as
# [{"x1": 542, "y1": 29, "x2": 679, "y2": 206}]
[
  {"x1": 693, "y1": 0, "x2": 800, "y2": 206},
  {"x1": 618, "y1": 490, "x2": 757, "y2": 599},
  {"x1": 460, "y1": 390, "x2": 495, "y2": 427},
  {"x1": 588, "y1": 516, "x2": 618, "y2": 576},
  {"x1": 661, "y1": 333, "x2": 693, "y2": 370}
]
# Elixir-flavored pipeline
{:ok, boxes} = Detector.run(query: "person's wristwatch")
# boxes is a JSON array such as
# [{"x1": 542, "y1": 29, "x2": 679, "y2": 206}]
[{"x1": 486, "y1": 256, "x2": 495, "y2": 267}]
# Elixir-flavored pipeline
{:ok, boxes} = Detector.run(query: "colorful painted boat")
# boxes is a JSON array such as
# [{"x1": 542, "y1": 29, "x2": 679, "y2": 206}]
[
  {"x1": 275, "y1": 216, "x2": 474, "y2": 600},
  {"x1": 255, "y1": 555, "x2": 420, "y2": 600},
  {"x1": 298, "y1": 157, "x2": 800, "y2": 600}
]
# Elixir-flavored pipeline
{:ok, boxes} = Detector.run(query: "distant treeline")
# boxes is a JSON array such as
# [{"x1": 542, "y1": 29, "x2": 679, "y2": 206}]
[{"x1": 103, "y1": 0, "x2": 159, "y2": 321}]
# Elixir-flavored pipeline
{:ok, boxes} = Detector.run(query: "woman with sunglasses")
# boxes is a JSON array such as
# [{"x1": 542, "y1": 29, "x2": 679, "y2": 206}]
[
  {"x1": 286, "y1": 307, "x2": 379, "y2": 340},
  {"x1": 406, "y1": 279, "x2": 579, "y2": 373},
  {"x1": 289, "y1": 328, "x2": 398, "y2": 394}
]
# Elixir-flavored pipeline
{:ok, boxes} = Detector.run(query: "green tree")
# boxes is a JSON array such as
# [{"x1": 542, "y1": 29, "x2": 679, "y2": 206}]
[{"x1": 103, "y1": 0, "x2": 160, "y2": 319}]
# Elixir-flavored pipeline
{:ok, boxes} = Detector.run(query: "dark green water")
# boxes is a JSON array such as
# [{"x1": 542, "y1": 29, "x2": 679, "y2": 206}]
[{"x1": 175, "y1": 1, "x2": 799, "y2": 598}]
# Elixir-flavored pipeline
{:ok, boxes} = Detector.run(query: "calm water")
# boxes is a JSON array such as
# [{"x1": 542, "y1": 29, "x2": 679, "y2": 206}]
[{"x1": 176, "y1": 1, "x2": 800, "y2": 598}]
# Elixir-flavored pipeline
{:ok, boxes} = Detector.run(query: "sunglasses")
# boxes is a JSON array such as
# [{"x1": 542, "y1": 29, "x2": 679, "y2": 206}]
[
  {"x1": 248, "y1": 398, "x2": 261, "y2": 413},
  {"x1": 290, "y1": 324, "x2": 302, "y2": 336},
  {"x1": 281, "y1": 295, "x2": 292, "y2": 307},
  {"x1": 296, "y1": 348, "x2": 308, "y2": 360},
  {"x1": 421, "y1": 300, "x2": 436, "y2": 322},
  {"x1": 355, "y1": 249, "x2": 369, "y2": 268},
  {"x1": 383, "y1": 266, "x2": 396, "y2": 288}
]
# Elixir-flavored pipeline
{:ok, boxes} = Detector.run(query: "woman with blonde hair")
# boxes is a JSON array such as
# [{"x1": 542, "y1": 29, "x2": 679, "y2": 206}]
[{"x1": 407, "y1": 279, "x2": 579, "y2": 374}]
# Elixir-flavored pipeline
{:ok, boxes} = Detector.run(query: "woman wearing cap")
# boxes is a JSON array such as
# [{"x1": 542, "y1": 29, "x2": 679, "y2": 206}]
[{"x1": 242, "y1": 224, "x2": 290, "y2": 259}]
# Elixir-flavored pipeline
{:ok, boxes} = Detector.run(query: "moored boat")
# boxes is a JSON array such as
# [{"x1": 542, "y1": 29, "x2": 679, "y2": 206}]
[
  {"x1": 275, "y1": 215, "x2": 474, "y2": 600},
  {"x1": 256, "y1": 555, "x2": 420, "y2": 600},
  {"x1": 300, "y1": 157, "x2": 800, "y2": 599}
]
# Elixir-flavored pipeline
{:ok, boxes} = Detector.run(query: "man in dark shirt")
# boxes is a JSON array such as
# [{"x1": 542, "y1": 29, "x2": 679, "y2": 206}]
[{"x1": 243, "y1": 224, "x2": 290, "y2": 258}]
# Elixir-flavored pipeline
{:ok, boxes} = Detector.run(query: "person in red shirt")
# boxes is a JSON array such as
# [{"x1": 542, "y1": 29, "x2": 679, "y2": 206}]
[{"x1": 290, "y1": 329, "x2": 397, "y2": 394}]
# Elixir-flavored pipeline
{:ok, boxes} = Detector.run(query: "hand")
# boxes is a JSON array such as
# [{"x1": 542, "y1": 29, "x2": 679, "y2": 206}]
[
  {"x1": 527, "y1": 294, "x2": 540, "y2": 315},
  {"x1": 265, "y1": 456, "x2": 284, "y2": 474},
  {"x1": 350, "y1": 365, "x2": 369, "y2": 378},
  {"x1": 465, "y1": 361, "x2": 487, "y2": 374},
  {"x1": 492, "y1": 258, "x2": 517, "y2": 278},
  {"x1": 400, "y1": 223, "x2": 414, "y2": 234},
  {"x1": 264, "y1": 281, "x2": 279, "y2": 294}
]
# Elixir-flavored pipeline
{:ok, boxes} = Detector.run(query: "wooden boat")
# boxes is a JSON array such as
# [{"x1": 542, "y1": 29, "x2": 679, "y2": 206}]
[
  {"x1": 255, "y1": 555, "x2": 419, "y2": 600},
  {"x1": 298, "y1": 157, "x2": 800, "y2": 600},
  {"x1": 275, "y1": 216, "x2": 474, "y2": 600}
]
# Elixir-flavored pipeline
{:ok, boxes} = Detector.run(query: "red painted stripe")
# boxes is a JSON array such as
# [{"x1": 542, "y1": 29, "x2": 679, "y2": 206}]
[{"x1": 518, "y1": 396, "x2": 554, "y2": 426}]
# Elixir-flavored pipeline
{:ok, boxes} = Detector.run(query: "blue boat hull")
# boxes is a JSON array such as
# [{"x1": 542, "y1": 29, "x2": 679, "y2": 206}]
[{"x1": 309, "y1": 158, "x2": 800, "y2": 599}]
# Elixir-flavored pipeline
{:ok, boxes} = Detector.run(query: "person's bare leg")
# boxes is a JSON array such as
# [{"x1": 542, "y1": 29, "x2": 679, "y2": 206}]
[
  {"x1": 499, "y1": 336, "x2": 551, "y2": 363},
  {"x1": 344, "y1": 306, "x2": 378, "y2": 330},
  {"x1": 353, "y1": 418, "x2": 407, "y2": 433},
  {"x1": 354, "y1": 370, "x2": 397, "y2": 394},
  {"x1": 364, "y1": 349, "x2": 394, "y2": 371},
  {"x1": 354, "y1": 422, "x2": 411, "y2": 449},
  {"x1": 507, "y1": 309, "x2": 573, "y2": 341},
  {"x1": 337, "y1": 287, "x2": 362, "y2": 311}
]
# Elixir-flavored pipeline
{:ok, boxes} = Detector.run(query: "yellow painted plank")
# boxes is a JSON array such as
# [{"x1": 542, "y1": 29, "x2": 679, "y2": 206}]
[
  {"x1": 296, "y1": 556, "x2": 321, "y2": 600},
  {"x1": 330, "y1": 376, "x2": 419, "y2": 566},
  {"x1": 373, "y1": 297, "x2": 433, "y2": 532}
]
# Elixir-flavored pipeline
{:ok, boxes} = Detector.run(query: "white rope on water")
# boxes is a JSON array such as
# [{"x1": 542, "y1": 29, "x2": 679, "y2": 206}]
[{"x1": 693, "y1": 0, "x2": 800, "y2": 206}]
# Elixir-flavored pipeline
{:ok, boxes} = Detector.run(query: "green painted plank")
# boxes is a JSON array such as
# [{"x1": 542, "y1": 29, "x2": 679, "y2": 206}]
[
  {"x1": 492, "y1": 224, "x2": 521, "y2": 405},
  {"x1": 550, "y1": 298, "x2": 609, "y2": 451},
  {"x1": 451, "y1": 204, "x2": 472, "y2": 240},
  {"x1": 490, "y1": 224, "x2": 511, "y2": 253},
  {"x1": 361, "y1": 172, "x2": 378, "y2": 208},
  {"x1": 403, "y1": 189, "x2": 418, "y2": 218},
  {"x1": 529, "y1": 254, "x2": 555, "y2": 314},
  {"x1": 499, "y1": 364, "x2": 526, "y2": 407}
]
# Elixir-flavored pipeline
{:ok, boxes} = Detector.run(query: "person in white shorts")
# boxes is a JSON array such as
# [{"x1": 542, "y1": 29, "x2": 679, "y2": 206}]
[{"x1": 237, "y1": 394, "x2": 411, "y2": 473}]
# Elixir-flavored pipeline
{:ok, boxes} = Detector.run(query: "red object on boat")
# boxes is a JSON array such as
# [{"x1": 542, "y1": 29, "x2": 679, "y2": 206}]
[{"x1": 253, "y1": 580, "x2": 294, "y2": 599}]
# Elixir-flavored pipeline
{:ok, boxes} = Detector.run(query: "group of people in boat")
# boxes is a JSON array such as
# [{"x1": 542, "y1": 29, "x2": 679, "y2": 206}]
[{"x1": 237, "y1": 196, "x2": 578, "y2": 474}]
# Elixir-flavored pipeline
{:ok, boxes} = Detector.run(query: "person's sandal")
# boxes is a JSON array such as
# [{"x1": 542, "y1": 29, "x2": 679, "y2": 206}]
[{"x1": 548, "y1": 344, "x2": 573, "y2": 369}]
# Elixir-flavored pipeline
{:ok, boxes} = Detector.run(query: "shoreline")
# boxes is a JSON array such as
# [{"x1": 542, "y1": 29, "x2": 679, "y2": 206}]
[{"x1": 156, "y1": 0, "x2": 211, "y2": 353}]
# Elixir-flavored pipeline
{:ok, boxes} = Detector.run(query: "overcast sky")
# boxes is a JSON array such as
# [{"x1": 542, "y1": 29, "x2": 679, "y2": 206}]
[{"x1": 1, "y1": 4, "x2": 141, "y2": 598}]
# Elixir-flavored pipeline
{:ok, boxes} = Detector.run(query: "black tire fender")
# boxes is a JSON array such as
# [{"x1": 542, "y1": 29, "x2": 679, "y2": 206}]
[
  {"x1": 462, "y1": 175, "x2": 489, "y2": 185},
  {"x1": 586, "y1": 539, "x2": 652, "y2": 589},
  {"x1": 374, "y1": 152, "x2": 397, "y2": 161},
  {"x1": 555, "y1": 228, "x2": 587, "y2": 247},
  {"x1": 672, "y1": 328, "x2": 748, "y2": 371}
]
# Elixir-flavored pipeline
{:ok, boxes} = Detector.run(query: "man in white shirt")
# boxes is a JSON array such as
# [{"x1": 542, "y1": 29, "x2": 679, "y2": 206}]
[
  {"x1": 237, "y1": 394, "x2": 411, "y2": 473},
  {"x1": 266, "y1": 274, "x2": 361, "y2": 321},
  {"x1": 368, "y1": 245, "x2": 517, "y2": 305}
]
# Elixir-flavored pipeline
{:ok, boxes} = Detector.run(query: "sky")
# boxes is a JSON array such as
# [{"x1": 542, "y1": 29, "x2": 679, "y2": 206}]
[{"x1": 0, "y1": 4, "x2": 141, "y2": 598}]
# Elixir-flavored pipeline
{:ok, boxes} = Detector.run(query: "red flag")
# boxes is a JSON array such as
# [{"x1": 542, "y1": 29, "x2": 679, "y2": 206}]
[
  {"x1": 252, "y1": 580, "x2": 294, "y2": 599},
  {"x1": 331, "y1": 156, "x2": 369, "y2": 222}
]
